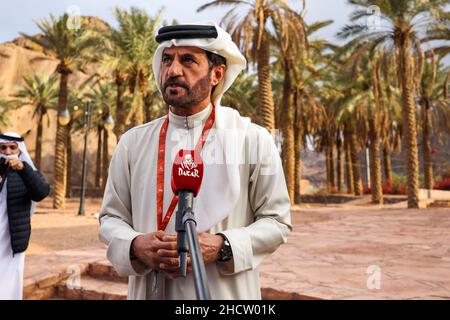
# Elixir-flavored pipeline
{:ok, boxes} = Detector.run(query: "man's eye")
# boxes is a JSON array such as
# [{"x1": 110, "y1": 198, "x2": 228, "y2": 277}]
[
  {"x1": 183, "y1": 57, "x2": 194, "y2": 63},
  {"x1": 162, "y1": 56, "x2": 172, "y2": 63}
]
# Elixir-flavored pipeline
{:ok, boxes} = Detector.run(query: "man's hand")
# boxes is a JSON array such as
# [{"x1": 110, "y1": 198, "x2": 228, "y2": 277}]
[
  {"x1": 163, "y1": 232, "x2": 223, "y2": 278},
  {"x1": 131, "y1": 231, "x2": 191, "y2": 279},
  {"x1": 5, "y1": 158, "x2": 24, "y2": 171},
  {"x1": 198, "y1": 232, "x2": 224, "y2": 265},
  {"x1": 131, "y1": 231, "x2": 222, "y2": 279}
]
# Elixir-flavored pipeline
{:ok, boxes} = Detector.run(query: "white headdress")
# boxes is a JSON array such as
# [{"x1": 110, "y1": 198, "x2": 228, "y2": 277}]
[{"x1": 152, "y1": 20, "x2": 247, "y2": 107}]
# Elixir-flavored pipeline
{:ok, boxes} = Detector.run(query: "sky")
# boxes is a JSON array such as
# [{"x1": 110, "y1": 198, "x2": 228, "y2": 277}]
[
  {"x1": 1, "y1": 0, "x2": 448, "y2": 66},
  {"x1": 0, "y1": 0, "x2": 354, "y2": 44}
]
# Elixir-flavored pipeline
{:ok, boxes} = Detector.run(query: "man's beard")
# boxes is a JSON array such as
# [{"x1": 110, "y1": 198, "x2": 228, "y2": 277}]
[{"x1": 162, "y1": 72, "x2": 212, "y2": 108}]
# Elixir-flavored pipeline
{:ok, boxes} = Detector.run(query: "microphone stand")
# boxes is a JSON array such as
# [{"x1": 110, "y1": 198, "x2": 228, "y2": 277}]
[{"x1": 176, "y1": 190, "x2": 211, "y2": 300}]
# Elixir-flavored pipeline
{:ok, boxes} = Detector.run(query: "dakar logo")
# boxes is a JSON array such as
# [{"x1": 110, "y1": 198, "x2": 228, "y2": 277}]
[{"x1": 178, "y1": 154, "x2": 200, "y2": 178}]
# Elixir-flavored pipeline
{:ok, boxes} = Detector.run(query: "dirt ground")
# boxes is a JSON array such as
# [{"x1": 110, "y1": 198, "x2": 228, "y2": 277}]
[{"x1": 27, "y1": 198, "x2": 104, "y2": 256}]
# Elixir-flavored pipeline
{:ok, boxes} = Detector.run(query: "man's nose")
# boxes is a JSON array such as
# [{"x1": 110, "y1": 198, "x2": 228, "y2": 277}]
[{"x1": 167, "y1": 59, "x2": 183, "y2": 77}]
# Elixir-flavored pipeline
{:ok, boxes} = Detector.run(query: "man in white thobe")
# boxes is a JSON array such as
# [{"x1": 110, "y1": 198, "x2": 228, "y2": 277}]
[{"x1": 99, "y1": 21, "x2": 292, "y2": 300}]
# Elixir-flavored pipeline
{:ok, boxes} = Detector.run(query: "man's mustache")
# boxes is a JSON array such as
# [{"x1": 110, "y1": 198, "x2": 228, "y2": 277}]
[{"x1": 163, "y1": 78, "x2": 190, "y2": 91}]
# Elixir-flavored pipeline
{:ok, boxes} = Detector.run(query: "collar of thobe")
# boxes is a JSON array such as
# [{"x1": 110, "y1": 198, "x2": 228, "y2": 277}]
[
  {"x1": 168, "y1": 104, "x2": 213, "y2": 130},
  {"x1": 168, "y1": 105, "x2": 252, "y2": 231}
]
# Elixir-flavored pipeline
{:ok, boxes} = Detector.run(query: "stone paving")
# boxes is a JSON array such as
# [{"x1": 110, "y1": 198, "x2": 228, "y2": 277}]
[
  {"x1": 260, "y1": 206, "x2": 450, "y2": 300},
  {"x1": 24, "y1": 198, "x2": 450, "y2": 300}
]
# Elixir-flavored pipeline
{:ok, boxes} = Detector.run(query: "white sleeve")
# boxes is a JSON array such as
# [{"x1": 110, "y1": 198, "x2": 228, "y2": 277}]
[
  {"x1": 218, "y1": 128, "x2": 292, "y2": 275},
  {"x1": 98, "y1": 133, "x2": 150, "y2": 277}
]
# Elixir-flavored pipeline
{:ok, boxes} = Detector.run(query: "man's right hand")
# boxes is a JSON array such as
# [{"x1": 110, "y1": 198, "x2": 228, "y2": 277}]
[{"x1": 130, "y1": 231, "x2": 191, "y2": 278}]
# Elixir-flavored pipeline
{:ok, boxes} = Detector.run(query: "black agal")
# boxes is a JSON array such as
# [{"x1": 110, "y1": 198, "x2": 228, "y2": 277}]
[{"x1": 156, "y1": 25, "x2": 218, "y2": 43}]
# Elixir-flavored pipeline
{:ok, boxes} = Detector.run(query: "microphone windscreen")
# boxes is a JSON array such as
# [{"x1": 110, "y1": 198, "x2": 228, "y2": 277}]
[{"x1": 171, "y1": 149, "x2": 204, "y2": 197}]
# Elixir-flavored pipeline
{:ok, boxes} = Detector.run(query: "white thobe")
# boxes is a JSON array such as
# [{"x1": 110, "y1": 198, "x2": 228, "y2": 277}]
[
  {"x1": 99, "y1": 104, "x2": 292, "y2": 299},
  {"x1": 0, "y1": 179, "x2": 25, "y2": 300}
]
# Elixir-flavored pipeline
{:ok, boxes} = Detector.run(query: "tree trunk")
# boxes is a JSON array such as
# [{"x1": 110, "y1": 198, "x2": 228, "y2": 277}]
[
  {"x1": 280, "y1": 59, "x2": 295, "y2": 201},
  {"x1": 294, "y1": 90, "x2": 303, "y2": 204},
  {"x1": 53, "y1": 71, "x2": 69, "y2": 209},
  {"x1": 257, "y1": 30, "x2": 276, "y2": 132},
  {"x1": 383, "y1": 143, "x2": 393, "y2": 183},
  {"x1": 398, "y1": 36, "x2": 420, "y2": 208},
  {"x1": 345, "y1": 135, "x2": 354, "y2": 194},
  {"x1": 422, "y1": 98, "x2": 434, "y2": 189},
  {"x1": 102, "y1": 128, "x2": 109, "y2": 192},
  {"x1": 369, "y1": 117, "x2": 383, "y2": 204},
  {"x1": 349, "y1": 132, "x2": 363, "y2": 195},
  {"x1": 35, "y1": 107, "x2": 44, "y2": 170},
  {"x1": 325, "y1": 147, "x2": 331, "y2": 192},
  {"x1": 95, "y1": 125, "x2": 103, "y2": 188},
  {"x1": 113, "y1": 72, "x2": 127, "y2": 142},
  {"x1": 65, "y1": 122, "x2": 72, "y2": 199},
  {"x1": 336, "y1": 135, "x2": 345, "y2": 192},
  {"x1": 328, "y1": 144, "x2": 335, "y2": 192}
]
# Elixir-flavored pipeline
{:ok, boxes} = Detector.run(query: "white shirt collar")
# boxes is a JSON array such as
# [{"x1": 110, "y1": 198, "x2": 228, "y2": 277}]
[{"x1": 168, "y1": 104, "x2": 212, "y2": 130}]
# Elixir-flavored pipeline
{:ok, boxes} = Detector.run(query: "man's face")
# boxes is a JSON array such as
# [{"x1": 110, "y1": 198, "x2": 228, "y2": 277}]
[
  {"x1": 160, "y1": 46, "x2": 223, "y2": 108},
  {"x1": 0, "y1": 142, "x2": 19, "y2": 156}
]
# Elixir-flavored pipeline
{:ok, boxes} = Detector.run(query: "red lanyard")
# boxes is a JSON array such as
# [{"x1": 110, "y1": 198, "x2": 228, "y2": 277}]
[{"x1": 156, "y1": 106, "x2": 215, "y2": 231}]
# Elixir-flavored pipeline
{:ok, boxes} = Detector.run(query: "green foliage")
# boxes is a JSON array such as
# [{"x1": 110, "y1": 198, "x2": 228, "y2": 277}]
[
  {"x1": 221, "y1": 73, "x2": 259, "y2": 120},
  {"x1": 12, "y1": 73, "x2": 59, "y2": 122}
]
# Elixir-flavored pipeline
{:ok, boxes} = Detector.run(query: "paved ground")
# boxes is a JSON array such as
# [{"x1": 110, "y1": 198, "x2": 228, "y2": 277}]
[
  {"x1": 26, "y1": 197, "x2": 450, "y2": 299},
  {"x1": 261, "y1": 205, "x2": 450, "y2": 299}
]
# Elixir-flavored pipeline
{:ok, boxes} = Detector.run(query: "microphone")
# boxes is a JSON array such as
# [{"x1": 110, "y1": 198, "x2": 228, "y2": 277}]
[
  {"x1": 171, "y1": 149, "x2": 204, "y2": 277},
  {"x1": 171, "y1": 149, "x2": 204, "y2": 197}
]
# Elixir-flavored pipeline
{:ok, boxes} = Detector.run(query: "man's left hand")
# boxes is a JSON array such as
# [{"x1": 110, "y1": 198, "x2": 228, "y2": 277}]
[
  {"x1": 197, "y1": 232, "x2": 223, "y2": 265},
  {"x1": 5, "y1": 158, "x2": 24, "y2": 171}
]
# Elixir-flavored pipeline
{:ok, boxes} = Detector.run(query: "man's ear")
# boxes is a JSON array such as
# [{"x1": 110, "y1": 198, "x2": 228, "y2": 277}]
[{"x1": 211, "y1": 65, "x2": 226, "y2": 86}]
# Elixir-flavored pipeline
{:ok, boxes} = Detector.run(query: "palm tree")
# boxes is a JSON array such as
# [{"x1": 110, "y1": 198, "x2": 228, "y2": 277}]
[
  {"x1": 102, "y1": 7, "x2": 160, "y2": 139},
  {"x1": 64, "y1": 90, "x2": 86, "y2": 198},
  {"x1": 367, "y1": 57, "x2": 386, "y2": 204},
  {"x1": 336, "y1": 56, "x2": 380, "y2": 203},
  {"x1": 83, "y1": 80, "x2": 116, "y2": 190},
  {"x1": 344, "y1": 128, "x2": 355, "y2": 194},
  {"x1": 425, "y1": 16, "x2": 450, "y2": 57},
  {"x1": 222, "y1": 73, "x2": 259, "y2": 120},
  {"x1": 336, "y1": 77, "x2": 366, "y2": 196},
  {"x1": 419, "y1": 51, "x2": 450, "y2": 189},
  {"x1": 271, "y1": 8, "x2": 309, "y2": 201},
  {"x1": 198, "y1": 0, "x2": 307, "y2": 133},
  {"x1": 338, "y1": 0, "x2": 450, "y2": 208},
  {"x1": 293, "y1": 20, "x2": 336, "y2": 201},
  {"x1": 22, "y1": 14, "x2": 99, "y2": 209},
  {"x1": 12, "y1": 73, "x2": 58, "y2": 170}
]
